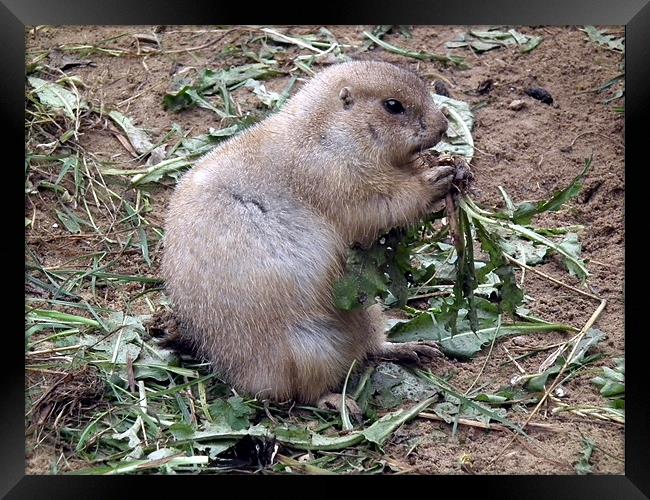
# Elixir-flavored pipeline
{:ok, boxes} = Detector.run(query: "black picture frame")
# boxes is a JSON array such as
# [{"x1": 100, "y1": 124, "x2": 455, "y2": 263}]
[{"x1": 10, "y1": 1, "x2": 648, "y2": 498}]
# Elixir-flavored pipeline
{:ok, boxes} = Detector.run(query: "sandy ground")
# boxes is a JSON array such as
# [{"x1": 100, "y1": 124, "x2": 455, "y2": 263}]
[{"x1": 25, "y1": 25, "x2": 624, "y2": 474}]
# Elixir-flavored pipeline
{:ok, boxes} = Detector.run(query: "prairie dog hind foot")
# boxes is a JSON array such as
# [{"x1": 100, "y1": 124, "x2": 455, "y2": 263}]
[
  {"x1": 316, "y1": 392, "x2": 363, "y2": 421},
  {"x1": 371, "y1": 340, "x2": 444, "y2": 365}
]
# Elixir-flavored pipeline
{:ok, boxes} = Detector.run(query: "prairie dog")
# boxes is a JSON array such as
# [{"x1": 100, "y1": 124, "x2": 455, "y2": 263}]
[{"x1": 162, "y1": 61, "x2": 454, "y2": 406}]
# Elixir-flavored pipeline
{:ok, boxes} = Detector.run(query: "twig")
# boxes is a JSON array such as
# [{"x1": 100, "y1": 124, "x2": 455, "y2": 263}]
[
  {"x1": 569, "y1": 131, "x2": 624, "y2": 149},
  {"x1": 406, "y1": 291, "x2": 449, "y2": 302},
  {"x1": 482, "y1": 299, "x2": 607, "y2": 472},
  {"x1": 503, "y1": 253, "x2": 601, "y2": 301},
  {"x1": 418, "y1": 412, "x2": 561, "y2": 433},
  {"x1": 340, "y1": 359, "x2": 357, "y2": 431},
  {"x1": 502, "y1": 345, "x2": 526, "y2": 374},
  {"x1": 117, "y1": 78, "x2": 168, "y2": 107},
  {"x1": 464, "y1": 315, "x2": 501, "y2": 395},
  {"x1": 28, "y1": 344, "x2": 83, "y2": 356},
  {"x1": 161, "y1": 31, "x2": 232, "y2": 54},
  {"x1": 514, "y1": 436, "x2": 570, "y2": 467}
]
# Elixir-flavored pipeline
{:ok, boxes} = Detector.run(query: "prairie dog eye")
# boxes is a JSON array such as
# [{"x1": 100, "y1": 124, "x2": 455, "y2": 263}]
[{"x1": 383, "y1": 99, "x2": 405, "y2": 114}]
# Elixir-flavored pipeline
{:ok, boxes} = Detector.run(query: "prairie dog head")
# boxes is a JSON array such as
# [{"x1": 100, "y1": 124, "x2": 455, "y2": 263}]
[{"x1": 284, "y1": 61, "x2": 448, "y2": 167}]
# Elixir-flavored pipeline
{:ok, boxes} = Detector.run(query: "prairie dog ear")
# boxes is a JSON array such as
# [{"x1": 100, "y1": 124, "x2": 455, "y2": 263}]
[{"x1": 339, "y1": 87, "x2": 353, "y2": 109}]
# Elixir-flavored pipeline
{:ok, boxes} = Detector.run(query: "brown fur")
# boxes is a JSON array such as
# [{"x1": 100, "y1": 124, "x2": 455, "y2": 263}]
[{"x1": 161, "y1": 61, "x2": 453, "y2": 404}]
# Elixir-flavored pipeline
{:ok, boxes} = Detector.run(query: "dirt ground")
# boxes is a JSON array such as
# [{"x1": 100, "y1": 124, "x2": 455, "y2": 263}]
[{"x1": 24, "y1": 25, "x2": 625, "y2": 474}]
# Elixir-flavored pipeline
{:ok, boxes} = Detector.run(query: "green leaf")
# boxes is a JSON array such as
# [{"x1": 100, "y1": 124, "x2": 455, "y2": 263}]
[
  {"x1": 169, "y1": 422, "x2": 195, "y2": 440},
  {"x1": 474, "y1": 394, "x2": 508, "y2": 404},
  {"x1": 332, "y1": 275, "x2": 365, "y2": 310},
  {"x1": 56, "y1": 209, "x2": 81, "y2": 233},
  {"x1": 557, "y1": 233, "x2": 587, "y2": 279},
  {"x1": 28, "y1": 76, "x2": 87, "y2": 119},
  {"x1": 580, "y1": 26, "x2": 624, "y2": 53},
  {"x1": 162, "y1": 86, "x2": 197, "y2": 112},
  {"x1": 360, "y1": 25, "x2": 394, "y2": 50},
  {"x1": 26, "y1": 309, "x2": 100, "y2": 328},
  {"x1": 461, "y1": 197, "x2": 590, "y2": 281},
  {"x1": 178, "y1": 124, "x2": 241, "y2": 155},
  {"x1": 512, "y1": 157, "x2": 592, "y2": 225},
  {"x1": 419, "y1": 371, "x2": 526, "y2": 434},
  {"x1": 201, "y1": 63, "x2": 281, "y2": 90},
  {"x1": 473, "y1": 220, "x2": 523, "y2": 315},
  {"x1": 591, "y1": 357, "x2": 625, "y2": 404},
  {"x1": 521, "y1": 36, "x2": 543, "y2": 53},
  {"x1": 132, "y1": 343, "x2": 182, "y2": 381},
  {"x1": 243, "y1": 79, "x2": 282, "y2": 108},
  {"x1": 388, "y1": 312, "x2": 572, "y2": 360},
  {"x1": 76, "y1": 411, "x2": 110, "y2": 452},
  {"x1": 194, "y1": 440, "x2": 239, "y2": 459},
  {"x1": 209, "y1": 396, "x2": 256, "y2": 431},
  {"x1": 80, "y1": 312, "x2": 147, "y2": 364},
  {"x1": 163, "y1": 64, "x2": 281, "y2": 115},
  {"x1": 129, "y1": 157, "x2": 194, "y2": 185},
  {"x1": 575, "y1": 437, "x2": 596, "y2": 475},
  {"x1": 500, "y1": 236, "x2": 549, "y2": 266},
  {"x1": 526, "y1": 364, "x2": 562, "y2": 392},
  {"x1": 387, "y1": 312, "x2": 437, "y2": 342},
  {"x1": 333, "y1": 237, "x2": 400, "y2": 311},
  {"x1": 361, "y1": 396, "x2": 437, "y2": 446},
  {"x1": 569, "y1": 328, "x2": 605, "y2": 365}
]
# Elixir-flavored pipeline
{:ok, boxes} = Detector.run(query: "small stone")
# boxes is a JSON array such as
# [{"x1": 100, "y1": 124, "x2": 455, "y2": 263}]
[
  {"x1": 554, "y1": 386, "x2": 568, "y2": 398},
  {"x1": 509, "y1": 99, "x2": 525, "y2": 111}
]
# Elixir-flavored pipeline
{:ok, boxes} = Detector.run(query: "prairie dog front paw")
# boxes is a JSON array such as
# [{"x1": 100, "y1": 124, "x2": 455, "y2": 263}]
[{"x1": 422, "y1": 165, "x2": 456, "y2": 204}]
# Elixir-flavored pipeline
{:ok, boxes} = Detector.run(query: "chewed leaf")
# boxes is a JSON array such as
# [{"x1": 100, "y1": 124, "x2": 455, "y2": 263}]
[
  {"x1": 333, "y1": 229, "x2": 411, "y2": 311},
  {"x1": 430, "y1": 93, "x2": 475, "y2": 162},
  {"x1": 198, "y1": 63, "x2": 280, "y2": 91},
  {"x1": 243, "y1": 79, "x2": 282, "y2": 108},
  {"x1": 446, "y1": 28, "x2": 543, "y2": 54},
  {"x1": 472, "y1": 219, "x2": 524, "y2": 315},
  {"x1": 108, "y1": 110, "x2": 155, "y2": 155},
  {"x1": 367, "y1": 362, "x2": 438, "y2": 409}
]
